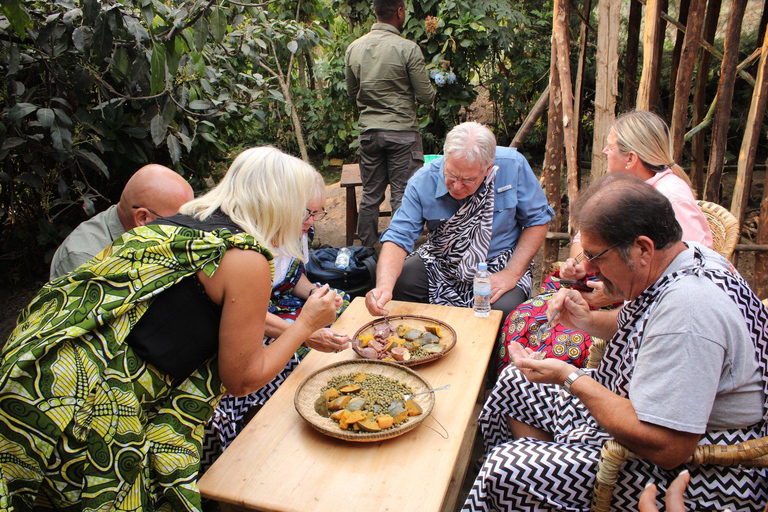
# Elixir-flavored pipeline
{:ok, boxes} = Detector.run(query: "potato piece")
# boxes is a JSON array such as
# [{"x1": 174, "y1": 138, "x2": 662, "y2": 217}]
[
  {"x1": 324, "y1": 388, "x2": 339, "y2": 401},
  {"x1": 405, "y1": 399, "x2": 423, "y2": 416},
  {"x1": 376, "y1": 414, "x2": 394, "y2": 429},
  {"x1": 345, "y1": 410, "x2": 367, "y2": 425},
  {"x1": 425, "y1": 325, "x2": 443, "y2": 338},
  {"x1": 328, "y1": 396, "x2": 351, "y2": 411},
  {"x1": 339, "y1": 384, "x2": 361, "y2": 393},
  {"x1": 352, "y1": 373, "x2": 367, "y2": 382}
]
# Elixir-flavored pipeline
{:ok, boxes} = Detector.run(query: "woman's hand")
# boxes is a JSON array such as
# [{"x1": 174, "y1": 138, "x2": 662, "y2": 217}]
[
  {"x1": 581, "y1": 281, "x2": 616, "y2": 309},
  {"x1": 305, "y1": 328, "x2": 350, "y2": 353},
  {"x1": 296, "y1": 285, "x2": 338, "y2": 333},
  {"x1": 560, "y1": 257, "x2": 587, "y2": 281},
  {"x1": 638, "y1": 470, "x2": 690, "y2": 512}
]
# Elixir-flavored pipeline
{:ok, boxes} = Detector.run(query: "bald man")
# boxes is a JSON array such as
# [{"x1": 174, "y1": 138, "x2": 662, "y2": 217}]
[{"x1": 50, "y1": 164, "x2": 194, "y2": 280}]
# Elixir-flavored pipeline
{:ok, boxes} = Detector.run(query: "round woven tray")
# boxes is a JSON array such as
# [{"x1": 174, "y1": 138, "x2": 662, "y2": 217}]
[
  {"x1": 294, "y1": 359, "x2": 435, "y2": 442},
  {"x1": 351, "y1": 314, "x2": 457, "y2": 367}
]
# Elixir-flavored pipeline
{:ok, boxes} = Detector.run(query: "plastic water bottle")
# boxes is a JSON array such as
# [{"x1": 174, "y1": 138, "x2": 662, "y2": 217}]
[
  {"x1": 335, "y1": 247, "x2": 352, "y2": 270},
  {"x1": 473, "y1": 262, "x2": 491, "y2": 318}
]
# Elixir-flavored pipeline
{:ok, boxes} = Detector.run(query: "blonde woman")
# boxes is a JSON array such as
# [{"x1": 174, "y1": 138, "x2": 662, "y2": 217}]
[
  {"x1": 0, "y1": 147, "x2": 338, "y2": 511},
  {"x1": 497, "y1": 111, "x2": 713, "y2": 372}
]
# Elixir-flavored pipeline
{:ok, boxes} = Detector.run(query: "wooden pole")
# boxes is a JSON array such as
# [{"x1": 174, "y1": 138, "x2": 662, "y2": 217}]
[
  {"x1": 669, "y1": 0, "x2": 706, "y2": 164},
  {"x1": 591, "y1": 0, "x2": 620, "y2": 180},
  {"x1": 690, "y1": 0, "x2": 723, "y2": 197},
  {"x1": 553, "y1": 0, "x2": 579, "y2": 218},
  {"x1": 511, "y1": 85, "x2": 550, "y2": 148},
  {"x1": 756, "y1": 156, "x2": 768, "y2": 299},
  {"x1": 703, "y1": 0, "x2": 748, "y2": 203},
  {"x1": 731, "y1": 29, "x2": 768, "y2": 228},
  {"x1": 622, "y1": 0, "x2": 643, "y2": 111},
  {"x1": 637, "y1": 0, "x2": 663, "y2": 110},
  {"x1": 542, "y1": 34, "x2": 565, "y2": 282},
  {"x1": 668, "y1": 0, "x2": 691, "y2": 112},
  {"x1": 573, "y1": 0, "x2": 593, "y2": 185}
]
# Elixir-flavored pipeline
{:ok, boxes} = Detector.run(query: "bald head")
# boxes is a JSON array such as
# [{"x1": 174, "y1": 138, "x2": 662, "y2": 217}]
[
  {"x1": 117, "y1": 164, "x2": 194, "y2": 230},
  {"x1": 576, "y1": 173, "x2": 682, "y2": 258}
]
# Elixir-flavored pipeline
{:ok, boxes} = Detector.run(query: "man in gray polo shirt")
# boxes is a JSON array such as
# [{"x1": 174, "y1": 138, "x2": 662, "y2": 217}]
[
  {"x1": 50, "y1": 164, "x2": 193, "y2": 279},
  {"x1": 345, "y1": 0, "x2": 434, "y2": 247}
]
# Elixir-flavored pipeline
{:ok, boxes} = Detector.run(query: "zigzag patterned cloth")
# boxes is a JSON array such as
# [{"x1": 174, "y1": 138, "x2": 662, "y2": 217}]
[
  {"x1": 463, "y1": 245, "x2": 768, "y2": 511},
  {"x1": 0, "y1": 225, "x2": 269, "y2": 512},
  {"x1": 415, "y1": 166, "x2": 533, "y2": 307}
]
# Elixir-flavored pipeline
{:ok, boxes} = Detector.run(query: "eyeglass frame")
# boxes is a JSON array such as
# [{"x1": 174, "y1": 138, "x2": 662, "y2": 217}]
[
  {"x1": 443, "y1": 165, "x2": 489, "y2": 186},
  {"x1": 582, "y1": 241, "x2": 622, "y2": 264},
  {"x1": 304, "y1": 208, "x2": 327, "y2": 221},
  {"x1": 132, "y1": 205, "x2": 162, "y2": 218}
]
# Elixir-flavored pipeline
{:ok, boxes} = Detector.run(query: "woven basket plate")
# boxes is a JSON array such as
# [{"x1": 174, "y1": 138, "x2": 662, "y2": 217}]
[
  {"x1": 294, "y1": 359, "x2": 435, "y2": 442},
  {"x1": 351, "y1": 315, "x2": 457, "y2": 367}
]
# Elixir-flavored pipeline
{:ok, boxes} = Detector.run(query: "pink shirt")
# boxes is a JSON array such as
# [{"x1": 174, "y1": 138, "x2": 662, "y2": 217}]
[{"x1": 574, "y1": 169, "x2": 713, "y2": 248}]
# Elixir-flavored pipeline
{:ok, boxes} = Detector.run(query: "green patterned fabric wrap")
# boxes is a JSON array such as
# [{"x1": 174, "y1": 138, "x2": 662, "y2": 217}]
[{"x1": 0, "y1": 224, "x2": 271, "y2": 512}]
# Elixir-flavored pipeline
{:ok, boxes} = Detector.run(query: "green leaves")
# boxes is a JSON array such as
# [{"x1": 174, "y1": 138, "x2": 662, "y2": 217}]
[{"x1": 150, "y1": 44, "x2": 167, "y2": 95}]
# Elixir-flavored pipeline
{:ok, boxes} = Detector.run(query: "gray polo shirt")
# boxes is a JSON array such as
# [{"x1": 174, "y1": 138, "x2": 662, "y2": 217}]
[
  {"x1": 50, "y1": 205, "x2": 126, "y2": 280},
  {"x1": 345, "y1": 23, "x2": 435, "y2": 132}
]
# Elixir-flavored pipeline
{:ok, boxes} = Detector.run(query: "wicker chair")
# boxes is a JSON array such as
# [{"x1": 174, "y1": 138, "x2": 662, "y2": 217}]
[
  {"x1": 589, "y1": 298, "x2": 768, "y2": 511},
  {"x1": 697, "y1": 200, "x2": 740, "y2": 261}
]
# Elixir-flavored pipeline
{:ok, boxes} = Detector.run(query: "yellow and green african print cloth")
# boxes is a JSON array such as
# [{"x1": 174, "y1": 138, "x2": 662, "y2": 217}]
[{"x1": 0, "y1": 224, "x2": 271, "y2": 512}]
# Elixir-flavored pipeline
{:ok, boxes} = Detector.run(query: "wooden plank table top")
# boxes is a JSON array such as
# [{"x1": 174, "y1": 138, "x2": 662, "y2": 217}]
[{"x1": 198, "y1": 297, "x2": 502, "y2": 512}]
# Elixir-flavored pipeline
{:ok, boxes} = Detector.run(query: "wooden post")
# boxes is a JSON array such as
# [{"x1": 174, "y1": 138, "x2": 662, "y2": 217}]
[
  {"x1": 703, "y1": 0, "x2": 748, "y2": 203},
  {"x1": 690, "y1": 0, "x2": 723, "y2": 197},
  {"x1": 542, "y1": 34, "x2": 565, "y2": 283},
  {"x1": 731, "y1": 28, "x2": 768, "y2": 228},
  {"x1": 591, "y1": 0, "x2": 620, "y2": 180},
  {"x1": 553, "y1": 0, "x2": 578, "y2": 220},
  {"x1": 573, "y1": 0, "x2": 593, "y2": 183},
  {"x1": 668, "y1": 0, "x2": 691, "y2": 112},
  {"x1": 757, "y1": 156, "x2": 768, "y2": 299},
  {"x1": 637, "y1": 0, "x2": 663, "y2": 109},
  {"x1": 669, "y1": 0, "x2": 706, "y2": 164},
  {"x1": 622, "y1": 0, "x2": 643, "y2": 111},
  {"x1": 511, "y1": 85, "x2": 550, "y2": 148}
]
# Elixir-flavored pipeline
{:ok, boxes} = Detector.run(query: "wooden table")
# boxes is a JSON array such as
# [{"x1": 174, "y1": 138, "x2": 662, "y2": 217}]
[{"x1": 199, "y1": 297, "x2": 503, "y2": 512}]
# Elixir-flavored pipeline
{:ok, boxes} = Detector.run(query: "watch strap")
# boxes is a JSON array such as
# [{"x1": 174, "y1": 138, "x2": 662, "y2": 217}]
[{"x1": 563, "y1": 368, "x2": 587, "y2": 394}]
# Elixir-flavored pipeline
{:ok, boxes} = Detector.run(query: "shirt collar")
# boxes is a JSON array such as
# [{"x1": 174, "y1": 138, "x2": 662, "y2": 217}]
[
  {"x1": 371, "y1": 22, "x2": 401, "y2": 35},
  {"x1": 644, "y1": 167, "x2": 673, "y2": 186}
]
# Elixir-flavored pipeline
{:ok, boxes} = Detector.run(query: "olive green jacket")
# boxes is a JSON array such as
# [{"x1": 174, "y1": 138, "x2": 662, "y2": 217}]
[{"x1": 345, "y1": 23, "x2": 435, "y2": 132}]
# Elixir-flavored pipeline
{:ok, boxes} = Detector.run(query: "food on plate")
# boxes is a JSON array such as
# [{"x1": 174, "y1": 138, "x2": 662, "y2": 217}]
[
  {"x1": 352, "y1": 322, "x2": 446, "y2": 362},
  {"x1": 315, "y1": 372, "x2": 423, "y2": 433}
]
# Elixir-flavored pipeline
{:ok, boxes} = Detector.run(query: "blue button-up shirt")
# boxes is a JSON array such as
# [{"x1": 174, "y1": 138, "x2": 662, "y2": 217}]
[{"x1": 381, "y1": 146, "x2": 554, "y2": 256}]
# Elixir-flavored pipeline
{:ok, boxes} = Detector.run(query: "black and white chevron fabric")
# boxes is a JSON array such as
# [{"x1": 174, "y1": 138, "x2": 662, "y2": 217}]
[
  {"x1": 415, "y1": 165, "x2": 532, "y2": 307},
  {"x1": 464, "y1": 244, "x2": 768, "y2": 511},
  {"x1": 198, "y1": 334, "x2": 301, "y2": 473}
]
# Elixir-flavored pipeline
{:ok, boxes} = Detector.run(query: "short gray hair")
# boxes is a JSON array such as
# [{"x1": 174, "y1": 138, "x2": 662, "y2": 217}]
[{"x1": 443, "y1": 122, "x2": 496, "y2": 169}]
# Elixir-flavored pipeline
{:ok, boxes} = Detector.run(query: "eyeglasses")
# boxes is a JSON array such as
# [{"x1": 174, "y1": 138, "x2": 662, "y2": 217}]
[
  {"x1": 444, "y1": 169, "x2": 483, "y2": 186},
  {"x1": 132, "y1": 205, "x2": 162, "y2": 217},
  {"x1": 583, "y1": 241, "x2": 622, "y2": 264},
  {"x1": 304, "y1": 208, "x2": 327, "y2": 221}
]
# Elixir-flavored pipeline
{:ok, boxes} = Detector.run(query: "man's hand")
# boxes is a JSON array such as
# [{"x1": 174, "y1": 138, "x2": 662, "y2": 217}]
[
  {"x1": 489, "y1": 270, "x2": 519, "y2": 303},
  {"x1": 560, "y1": 256, "x2": 587, "y2": 281},
  {"x1": 581, "y1": 280, "x2": 617, "y2": 309},
  {"x1": 547, "y1": 288, "x2": 592, "y2": 332},
  {"x1": 513, "y1": 353, "x2": 575, "y2": 386},
  {"x1": 365, "y1": 287, "x2": 392, "y2": 316},
  {"x1": 638, "y1": 470, "x2": 690, "y2": 512}
]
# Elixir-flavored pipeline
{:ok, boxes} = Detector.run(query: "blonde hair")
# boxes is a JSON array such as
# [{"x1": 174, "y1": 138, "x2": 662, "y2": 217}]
[
  {"x1": 179, "y1": 146, "x2": 319, "y2": 261},
  {"x1": 612, "y1": 110, "x2": 694, "y2": 191}
]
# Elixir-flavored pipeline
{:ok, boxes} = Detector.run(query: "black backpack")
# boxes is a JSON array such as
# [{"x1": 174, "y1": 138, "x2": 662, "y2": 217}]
[{"x1": 305, "y1": 246, "x2": 377, "y2": 298}]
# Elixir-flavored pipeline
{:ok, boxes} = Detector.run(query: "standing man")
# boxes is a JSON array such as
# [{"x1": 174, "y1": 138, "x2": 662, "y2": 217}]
[
  {"x1": 365, "y1": 122, "x2": 553, "y2": 319},
  {"x1": 50, "y1": 164, "x2": 194, "y2": 279},
  {"x1": 345, "y1": 0, "x2": 435, "y2": 247}
]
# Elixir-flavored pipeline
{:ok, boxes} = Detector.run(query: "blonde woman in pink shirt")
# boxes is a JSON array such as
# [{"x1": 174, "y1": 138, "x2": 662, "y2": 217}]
[{"x1": 496, "y1": 111, "x2": 713, "y2": 372}]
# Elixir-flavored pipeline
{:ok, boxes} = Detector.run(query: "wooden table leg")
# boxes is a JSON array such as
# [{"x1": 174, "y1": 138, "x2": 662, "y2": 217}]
[
  {"x1": 440, "y1": 395, "x2": 484, "y2": 512},
  {"x1": 345, "y1": 185, "x2": 358, "y2": 246}
]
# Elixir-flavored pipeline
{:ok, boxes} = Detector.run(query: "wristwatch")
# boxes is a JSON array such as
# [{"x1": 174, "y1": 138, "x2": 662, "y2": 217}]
[{"x1": 563, "y1": 369, "x2": 588, "y2": 394}]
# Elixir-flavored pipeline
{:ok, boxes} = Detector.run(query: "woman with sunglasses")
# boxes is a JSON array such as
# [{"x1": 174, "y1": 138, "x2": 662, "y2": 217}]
[
  {"x1": 496, "y1": 111, "x2": 713, "y2": 373},
  {"x1": 200, "y1": 176, "x2": 351, "y2": 472},
  {"x1": 0, "y1": 146, "x2": 340, "y2": 511}
]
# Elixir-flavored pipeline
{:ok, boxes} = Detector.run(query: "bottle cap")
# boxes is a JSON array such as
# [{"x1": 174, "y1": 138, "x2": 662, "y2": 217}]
[{"x1": 478, "y1": 262, "x2": 487, "y2": 271}]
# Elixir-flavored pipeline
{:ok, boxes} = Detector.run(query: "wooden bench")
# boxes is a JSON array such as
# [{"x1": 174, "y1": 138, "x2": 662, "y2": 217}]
[{"x1": 339, "y1": 163, "x2": 392, "y2": 246}]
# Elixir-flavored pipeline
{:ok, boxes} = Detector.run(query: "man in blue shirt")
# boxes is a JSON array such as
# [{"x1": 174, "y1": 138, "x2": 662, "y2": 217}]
[{"x1": 365, "y1": 122, "x2": 554, "y2": 318}]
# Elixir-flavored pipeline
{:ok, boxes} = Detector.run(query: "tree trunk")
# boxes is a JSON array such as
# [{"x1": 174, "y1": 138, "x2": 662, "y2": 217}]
[
  {"x1": 280, "y1": 77, "x2": 310, "y2": 162},
  {"x1": 553, "y1": 0, "x2": 579, "y2": 218},
  {"x1": 622, "y1": 0, "x2": 643, "y2": 111},
  {"x1": 668, "y1": 0, "x2": 691, "y2": 112},
  {"x1": 511, "y1": 85, "x2": 550, "y2": 148},
  {"x1": 703, "y1": 0, "x2": 747, "y2": 203},
  {"x1": 651, "y1": 0, "x2": 669, "y2": 110},
  {"x1": 756, "y1": 156, "x2": 768, "y2": 299},
  {"x1": 591, "y1": 0, "x2": 619, "y2": 181},
  {"x1": 573, "y1": 0, "x2": 593, "y2": 181},
  {"x1": 731, "y1": 28, "x2": 768, "y2": 228},
  {"x1": 670, "y1": 0, "x2": 706, "y2": 164},
  {"x1": 690, "y1": 0, "x2": 723, "y2": 197},
  {"x1": 542, "y1": 32, "x2": 565, "y2": 282},
  {"x1": 637, "y1": 0, "x2": 664, "y2": 110}
]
